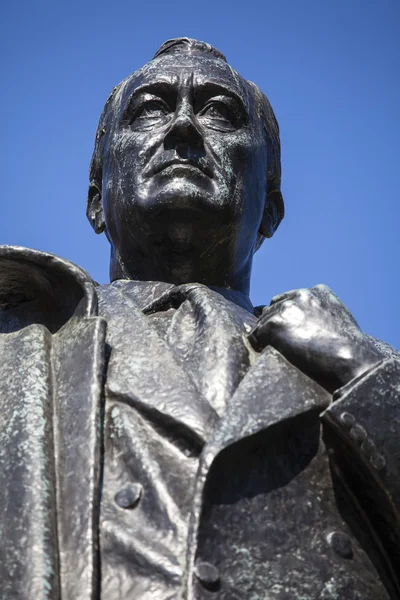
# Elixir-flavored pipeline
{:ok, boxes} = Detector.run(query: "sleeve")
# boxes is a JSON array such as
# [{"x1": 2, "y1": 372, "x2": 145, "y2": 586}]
[{"x1": 322, "y1": 358, "x2": 400, "y2": 597}]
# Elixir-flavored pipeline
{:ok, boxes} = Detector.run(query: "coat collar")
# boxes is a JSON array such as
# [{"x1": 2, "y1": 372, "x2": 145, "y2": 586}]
[
  {"x1": 110, "y1": 278, "x2": 254, "y2": 314},
  {"x1": 0, "y1": 245, "x2": 97, "y2": 333},
  {"x1": 97, "y1": 280, "x2": 258, "y2": 447}
]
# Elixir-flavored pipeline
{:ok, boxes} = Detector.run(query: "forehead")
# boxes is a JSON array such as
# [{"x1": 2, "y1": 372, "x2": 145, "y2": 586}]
[{"x1": 120, "y1": 53, "x2": 250, "y2": 104}]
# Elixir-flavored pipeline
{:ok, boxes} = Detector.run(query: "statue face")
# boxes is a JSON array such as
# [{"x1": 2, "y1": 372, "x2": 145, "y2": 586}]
[{"x1": 100, "y1": 52, "x2": 269, "y2": 283}]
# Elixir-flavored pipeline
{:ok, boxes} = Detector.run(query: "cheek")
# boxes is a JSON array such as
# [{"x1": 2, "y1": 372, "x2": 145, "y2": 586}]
[
  {"x1": 222, "y1": 135, "x2": 267, "y2": 195},
  {"x1": 101, "y1": 143, "x2": 131, "y2": 232},
  {"x1": 220, "y1": 130, "x2": 264, "y2": 173},
  {"x1": 108, "y1": 131, "x2": 160, "y2": 177}
]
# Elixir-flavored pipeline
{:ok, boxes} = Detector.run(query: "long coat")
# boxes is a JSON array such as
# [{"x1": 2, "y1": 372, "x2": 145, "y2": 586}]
[{"x1": 0, "y1": 246, "x2": 399, "y2": 600}]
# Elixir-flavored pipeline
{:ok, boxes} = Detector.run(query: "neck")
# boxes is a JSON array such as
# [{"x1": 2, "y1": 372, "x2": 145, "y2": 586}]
[{"x1": 109, "y1": 244, "x2": 253, "y2": 295}]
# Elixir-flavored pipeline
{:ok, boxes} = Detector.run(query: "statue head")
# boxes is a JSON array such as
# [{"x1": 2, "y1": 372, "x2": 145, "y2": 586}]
[{"x1": 87, "y1": 38, "x2": 284, "y2": 294}]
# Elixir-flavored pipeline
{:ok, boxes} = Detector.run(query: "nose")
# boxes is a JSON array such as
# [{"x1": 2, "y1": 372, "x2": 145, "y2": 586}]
[{"x1": 163, "y1": 102, "x2": 204, "y2": 152}]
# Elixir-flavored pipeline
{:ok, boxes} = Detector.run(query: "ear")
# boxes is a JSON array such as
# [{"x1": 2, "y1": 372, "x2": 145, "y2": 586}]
[
  {"x1": 259, "y1": 189, "x2": 285, "y2": 239},
  {"x1": 86, "y1": 181, "x2": 105, "y2": 234}
]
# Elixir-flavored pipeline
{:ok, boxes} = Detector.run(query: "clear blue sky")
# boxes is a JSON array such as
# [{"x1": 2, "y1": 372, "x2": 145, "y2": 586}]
[{"x1": 1, "y1": 0, "x2": 399, "y2": 347}]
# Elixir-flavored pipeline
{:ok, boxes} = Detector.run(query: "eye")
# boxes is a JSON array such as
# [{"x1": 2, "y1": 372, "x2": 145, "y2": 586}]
[
  {"x1": 133, "y1": 101, "x2": 167, "y2": 120},
  {"x1": 198, "y1": 100, "x2": 238, "y2": 131},
  {"x1": 127, "y1": 98, "x2": 171, "y2": 130},
  {"x1": 202, "y1": 103, "x2": 234, "y2": 122}
]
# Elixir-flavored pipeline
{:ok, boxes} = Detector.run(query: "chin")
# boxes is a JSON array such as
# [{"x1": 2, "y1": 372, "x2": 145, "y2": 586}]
[{"x1": 151, "y1": 180, "x2": 217, "y2": 212}]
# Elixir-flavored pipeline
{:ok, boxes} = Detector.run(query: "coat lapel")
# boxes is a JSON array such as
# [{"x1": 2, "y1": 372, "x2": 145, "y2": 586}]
[
  {"x1": 98, "y1": 284, "x2": 219, "y2": 448},
  {"x1": 52, "y1": 316, "x2": 106, "y2": 600},
  {"x1": 205, "y1": 345, "x2": 331, "y2": 457}
]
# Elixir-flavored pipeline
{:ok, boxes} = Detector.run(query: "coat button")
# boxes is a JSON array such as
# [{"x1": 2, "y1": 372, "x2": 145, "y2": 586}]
[
  {"x1": 115, "y1": 483, "x2": 142, "y2": 509},
  {"x1": 361, "y1": 437, "x2": 377, "y2": 458},
  {"x1": 349, "y1": 424, "x2": 367, "y2": 443},
  {"x1": 327, "y1": 531, "x2": 353, "y2": 558},
  {"x1": 370, "y1": 452, "x2": 386, "y2": 472},
  {"x1": 195, "y1": 561, "x2": 220, "y2": 588},
  {"x1": 340, "y1": 412, "x2": 355, "y2": 428}
]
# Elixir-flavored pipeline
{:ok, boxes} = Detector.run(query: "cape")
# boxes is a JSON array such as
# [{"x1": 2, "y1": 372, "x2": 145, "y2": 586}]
[{"x1": 0, "y1": 246, "x2": 399, "y2": 600}]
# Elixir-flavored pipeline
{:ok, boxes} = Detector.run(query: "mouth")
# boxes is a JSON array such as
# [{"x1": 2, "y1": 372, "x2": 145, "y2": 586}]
[{"x1": 151, "y1": 157, "x2": 213, "y2": 179}]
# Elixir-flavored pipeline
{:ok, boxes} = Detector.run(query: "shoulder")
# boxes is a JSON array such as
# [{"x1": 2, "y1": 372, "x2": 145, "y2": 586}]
[
  {"x1": 0, "y1": 246, "x2": 98, "y2": 333},
  {"x1": 366, "y1": 334, "x2": 400, "y2": 361}
]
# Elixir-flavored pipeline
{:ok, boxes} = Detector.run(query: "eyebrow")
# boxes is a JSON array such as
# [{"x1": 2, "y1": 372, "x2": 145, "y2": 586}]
[
  {"x1": 126, "y1": 80, "x2": 178, "y2": 102},
  {"x1": 193, "y1": 81, "x2": 247, "y2": 111},
  {"x1": 125, "y1": 78, "x2": 248, "y2": 111}
]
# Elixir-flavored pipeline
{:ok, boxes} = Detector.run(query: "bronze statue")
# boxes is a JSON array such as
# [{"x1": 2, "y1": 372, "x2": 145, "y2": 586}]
[{"x1": 1, "y1": 38, "x2": 399, "y2": 600}]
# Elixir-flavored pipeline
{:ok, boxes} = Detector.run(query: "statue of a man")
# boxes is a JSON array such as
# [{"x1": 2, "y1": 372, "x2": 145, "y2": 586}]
[{"x1": 1, "y1": 38, "x2": 399, "y2": 600}]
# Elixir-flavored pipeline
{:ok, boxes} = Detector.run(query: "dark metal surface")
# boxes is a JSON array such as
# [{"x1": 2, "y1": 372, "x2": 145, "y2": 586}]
[{"x1": 1, "y1": 38, "x2": 400, "y2": 599}]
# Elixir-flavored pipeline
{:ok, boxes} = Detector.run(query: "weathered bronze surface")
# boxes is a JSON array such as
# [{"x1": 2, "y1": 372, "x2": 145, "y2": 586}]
[{"x1": 0, "y1": 38, "x2": 399, "y2": 599}]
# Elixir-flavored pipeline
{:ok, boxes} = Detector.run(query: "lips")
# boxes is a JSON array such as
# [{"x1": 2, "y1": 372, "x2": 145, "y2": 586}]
[{"x1": 150, "y1": 153, "x2": 213, "y2": 178}]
